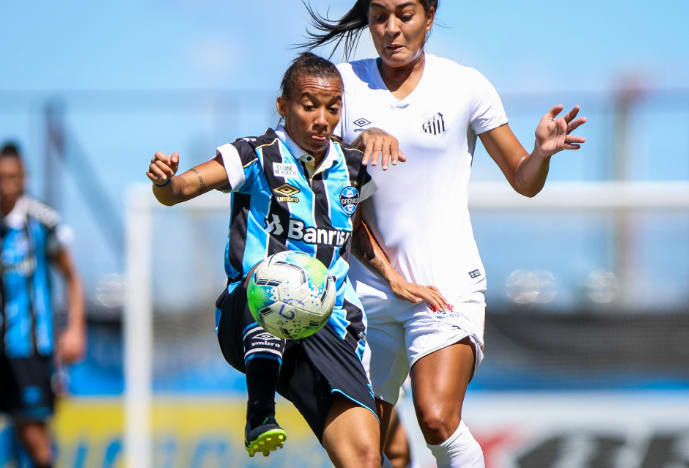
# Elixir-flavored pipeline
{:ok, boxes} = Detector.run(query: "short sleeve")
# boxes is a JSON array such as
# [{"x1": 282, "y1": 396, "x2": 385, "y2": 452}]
[
  {"x1": 468, "y1": 70, "x2": 509, "y2": 135},
  {"x1": 358, "y1": 168, "x2": 376, "y2": 202},
  {"x1": 46, "y1": 224, "x2": 73, "y2": 258},
  {"x1": 215, "y1": 139, "x2": 261, "y2": 192}
]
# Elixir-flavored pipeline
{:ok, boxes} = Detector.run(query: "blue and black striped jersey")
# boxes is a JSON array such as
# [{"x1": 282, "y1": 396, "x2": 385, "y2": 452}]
[
  {"x1": 1, "y1": 197, "x2": 68, "y2": 357},
  {"x1": 215, "y1": 127, "x2": 374, "y2": 354}
]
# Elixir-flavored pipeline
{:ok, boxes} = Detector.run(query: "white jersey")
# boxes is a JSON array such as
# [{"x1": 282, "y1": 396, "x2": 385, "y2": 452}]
[{"x1": 337, "y1": 54, "x2": 508, "y2": 302}]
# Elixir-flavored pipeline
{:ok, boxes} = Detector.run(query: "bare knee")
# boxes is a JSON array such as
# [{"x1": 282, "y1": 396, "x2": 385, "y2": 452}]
[
  {"x1": 416, "y1": 403, "x2": 461, "y2": 445},
  {"x1": 354, "y1": 446, "x2": 382, "y2": 468}
]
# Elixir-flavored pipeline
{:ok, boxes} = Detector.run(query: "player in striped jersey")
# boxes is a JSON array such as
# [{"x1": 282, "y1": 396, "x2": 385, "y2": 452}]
[
  {"x1": 147, "y1": 53, "x2": 409, "y2": 467},
  {"x1": 0, "y1": 142, "x2": 86, "y2": 468}
]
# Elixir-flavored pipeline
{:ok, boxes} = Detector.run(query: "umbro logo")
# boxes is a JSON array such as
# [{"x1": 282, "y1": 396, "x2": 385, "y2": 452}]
[
  {"x1": 422, "y1": 112, "x2": 446, "y2": 136},
  {"x1": 353, "y1": 118, "x2": 371, "y2": 127},
  {"x1": 273, "y1": 184, "x2": 300, "y2": 203},
  {"x1": 254, "y1": 332, "x2": 277, "y2": 341}
]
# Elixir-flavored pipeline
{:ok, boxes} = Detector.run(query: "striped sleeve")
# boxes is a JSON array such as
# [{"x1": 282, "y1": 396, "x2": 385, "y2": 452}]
[
  {"x1": 358, "y1": 167, "x2": 375, "y2": 202},
  {"x1": 216, "y1": 139, "x2": 260, "y2": 192}
]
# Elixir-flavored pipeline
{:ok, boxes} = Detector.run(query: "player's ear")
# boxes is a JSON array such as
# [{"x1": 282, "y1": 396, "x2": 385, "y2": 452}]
[{"x1": 276, "y1": 96, "x2": 287, "y2": 118}]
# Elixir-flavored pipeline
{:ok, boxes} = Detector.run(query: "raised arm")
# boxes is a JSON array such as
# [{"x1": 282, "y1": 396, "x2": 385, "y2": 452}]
[
  {"x1": 146, "y1": 152, "x2": 229, "y2": 206},
  {"x1": 480, "y1": 104, "x2": 587, "y2": 198},
  {"x1": 351, "y1": 210, "x2": 449, "y2": 311}
]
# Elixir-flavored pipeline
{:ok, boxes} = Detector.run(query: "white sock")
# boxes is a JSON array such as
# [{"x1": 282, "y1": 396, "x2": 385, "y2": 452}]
[{"x1": 426, "y1": 420, "x2": 484, "y2": 468}]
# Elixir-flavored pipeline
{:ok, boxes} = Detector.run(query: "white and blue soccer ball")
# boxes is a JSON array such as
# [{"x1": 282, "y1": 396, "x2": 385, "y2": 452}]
[{"x1": 247, "y1": 251, "x2": 336, "y2": 340}]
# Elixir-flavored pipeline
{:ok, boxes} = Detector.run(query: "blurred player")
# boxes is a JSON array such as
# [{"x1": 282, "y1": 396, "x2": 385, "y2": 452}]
[
  {"x1": 0, "y1": 142, "x2": 86, "y2": 468},
  {"x1": 147, "y1": 53, "x2": 436, "y2": 467},
  {"x1": 304, "y1": 1, "x2": 588, "y2": 467}
]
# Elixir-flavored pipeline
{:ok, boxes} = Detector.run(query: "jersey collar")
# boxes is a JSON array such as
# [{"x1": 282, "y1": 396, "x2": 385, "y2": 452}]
[
  {"x1": 275, "y1": 126, "x2": 338, "y2": 178},
  {"x1": 3, "y1": 195, "x2": 28, "y2": 229}
]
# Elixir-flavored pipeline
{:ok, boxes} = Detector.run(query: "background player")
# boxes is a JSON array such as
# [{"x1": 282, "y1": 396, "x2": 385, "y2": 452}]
[
  {"x1": 303, "y1": 1, "x2": 587, "y2": 466},
  {"x1": 146, "y1": 53, "x2": 390, "y2": 467},
  {"x1": 0, "y1": 142, "x2": 86, "y2": 468}
]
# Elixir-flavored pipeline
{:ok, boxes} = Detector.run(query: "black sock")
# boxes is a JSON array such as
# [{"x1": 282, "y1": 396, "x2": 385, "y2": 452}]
[
  {"x1": 35, "y1": 464, "x2": 53, "y2": 468},
  {"x1": 245, "y1": 357, "x2": 281, "y2": 428}
]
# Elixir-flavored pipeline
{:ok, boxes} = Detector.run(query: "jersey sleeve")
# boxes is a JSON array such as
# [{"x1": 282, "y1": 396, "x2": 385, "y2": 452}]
[
  {"x1": 358, "y1": 166, "x2": 376, "y2": 203},
  {"x1": 25, "y1": 199, "x2": 72, "y2": 258},
  {"x1": 46, "y1": 224, "x2": 74, "y2": 258},
  {"x1": 468, "y1": 70, "x2": 509, "y2": 135},
  {"x1": 215, "y1": 139, "x2": 261, "y2": 192}
]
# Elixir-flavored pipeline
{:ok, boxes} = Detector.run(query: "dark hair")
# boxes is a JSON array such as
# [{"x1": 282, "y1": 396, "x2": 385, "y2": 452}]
[
  {"x1": 0, "y1": 141, "x2": 22, "y2": 160},
  {"x1": 280, "y1": 52, "x2": 343, "y2": 100},
  {"x1": 301, "y1": 0, "x2": 438, "y2": 60}
]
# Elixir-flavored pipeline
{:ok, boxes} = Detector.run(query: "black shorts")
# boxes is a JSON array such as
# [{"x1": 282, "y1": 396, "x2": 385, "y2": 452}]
[
  {"x1": 216, "y1": 285, "x2": 377, "y2": 441},
  {"x1": 0, "y1": 354, "x2": 55, "y2": 422}
]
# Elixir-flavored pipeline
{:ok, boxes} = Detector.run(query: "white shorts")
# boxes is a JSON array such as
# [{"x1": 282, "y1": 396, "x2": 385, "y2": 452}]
[{"x1": 353, "y1": 264, "x2": 486, "y2": 405}]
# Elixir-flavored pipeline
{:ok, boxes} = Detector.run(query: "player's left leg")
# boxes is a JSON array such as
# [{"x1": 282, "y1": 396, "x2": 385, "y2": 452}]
[
  {"x1": 410, "y1": 339, "x2": 484, "y2": 468},
  {"x1": 15, "y1": 421, "x2": 53, "y2": 468},
  {"x1": 321, "y1": 394, "x2": 381, "y2": 468},
  {"x1": 215, "y1": 286, "x2": 287, "y2": 457}
]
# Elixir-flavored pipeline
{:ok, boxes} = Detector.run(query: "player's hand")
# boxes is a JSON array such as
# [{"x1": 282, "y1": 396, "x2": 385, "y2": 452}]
[
  {"x1": 146, "y1": 152, "x2": 180, "y2": 185},
  {"x1": 56, "y1": 325, "x2": 86, "y2": 365},
  {"x1": 389, "y1": 276, "x2": 449, "y2": 312},
  {"x1": 534, "y1": 105, "x2": 587, "y2": 159},
  {"x1": 353, "y1": 128, "x2": 406, "y2": 170}
]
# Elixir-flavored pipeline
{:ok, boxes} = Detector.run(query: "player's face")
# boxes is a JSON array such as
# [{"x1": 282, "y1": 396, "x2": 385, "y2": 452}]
[
  {"x1": 0, "y1": 157, "x2": 25, "y2": 207},
  {"x1": 277, "y1": 74, "x2": 343, "y2": 161},
  {"x1": 368, "y1": 0, "x2": 435, "y2": 69}
]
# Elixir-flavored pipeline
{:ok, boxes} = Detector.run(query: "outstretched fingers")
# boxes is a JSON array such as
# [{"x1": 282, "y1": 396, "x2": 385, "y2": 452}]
[
  {"x1": 547, "y1": 104, "x2": 565, "y2": 121},
  {"x1": 567, "y1": 116, "x2": 587, "y2": 134}
]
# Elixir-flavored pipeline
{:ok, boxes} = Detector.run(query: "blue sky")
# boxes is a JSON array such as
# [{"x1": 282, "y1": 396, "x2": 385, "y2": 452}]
[
  {"x1": 1, "y1": 0, "x2": 687, "y2": 93},
  {"x1": 1, "y1": 1, "x2": 688, "y2": 309}
]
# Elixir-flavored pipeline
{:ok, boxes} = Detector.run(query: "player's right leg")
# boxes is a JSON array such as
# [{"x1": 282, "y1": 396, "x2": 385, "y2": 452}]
[{"x1": 215, "y1": 285, "x2": 287, "y2": 457}]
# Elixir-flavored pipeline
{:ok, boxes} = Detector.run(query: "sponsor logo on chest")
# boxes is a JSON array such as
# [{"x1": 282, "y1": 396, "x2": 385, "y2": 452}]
[{"x1": 265, "y1": 215, "x2": 350, "y2": 247}]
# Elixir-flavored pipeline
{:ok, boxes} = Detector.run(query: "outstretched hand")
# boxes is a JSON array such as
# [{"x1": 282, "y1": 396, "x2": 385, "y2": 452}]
[
  {"x1": 352, "y1": 128, "x2": 406, "y2": 170},
  {"x1": 146, "y1": 152, "x2": 180, "y2": 185},
  {"x1": 534, "y1": 105, "x2": 587, "y2": 159}
]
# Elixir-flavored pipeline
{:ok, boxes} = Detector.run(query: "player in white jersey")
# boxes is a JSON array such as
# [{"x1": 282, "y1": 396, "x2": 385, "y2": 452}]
[{"x1": 303, "y1": 1, "x2": 587, "y2": 467}]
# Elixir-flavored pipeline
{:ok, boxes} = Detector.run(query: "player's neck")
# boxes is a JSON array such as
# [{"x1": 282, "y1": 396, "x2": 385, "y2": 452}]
[
  {"x1": 0, "y1": 197, "x2": 18, "y2": 217},
  {"x1": 378, "y1": 52, "x2": 425, "y2": 100}
]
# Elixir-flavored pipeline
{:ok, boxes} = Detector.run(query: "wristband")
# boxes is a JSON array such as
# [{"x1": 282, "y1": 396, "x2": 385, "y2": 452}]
[{"x1": 154, "y1": 178, "x2": 172, "y2": 187}]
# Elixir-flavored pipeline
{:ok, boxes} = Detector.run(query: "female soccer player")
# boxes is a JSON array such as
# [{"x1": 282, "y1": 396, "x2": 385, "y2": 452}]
[
  {"x1": 303, "y1": 1, "x2": 588, "y2": 467},
  {"x1": 146, "y1": 53, "x2": 387, "y2": 467}
]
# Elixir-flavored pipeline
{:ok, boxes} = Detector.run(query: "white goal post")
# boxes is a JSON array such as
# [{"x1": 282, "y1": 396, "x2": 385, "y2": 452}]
[{"x1": 123, "y1": 180, "x2": 689, "y2": 468}]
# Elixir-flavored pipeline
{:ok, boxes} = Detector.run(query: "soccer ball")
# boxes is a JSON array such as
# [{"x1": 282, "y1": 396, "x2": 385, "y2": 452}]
[{"x1": 247, "y1": 251, "x2": 336, "y2": 340}]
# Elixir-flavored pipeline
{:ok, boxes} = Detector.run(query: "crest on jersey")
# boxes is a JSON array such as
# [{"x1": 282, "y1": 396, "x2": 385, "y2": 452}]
[
  {"x1": 353, "y1": 117, "x2": 371, "y2": 128},
  {"x1": 273, "y1": 184, "x2": 300, "y2": 203},
  {"x1": 422, "y1": 112, "x2": 447, "y2": 136},
  {"x1": 339, "y1": 186, "x2": 359, "y2": 216}
]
